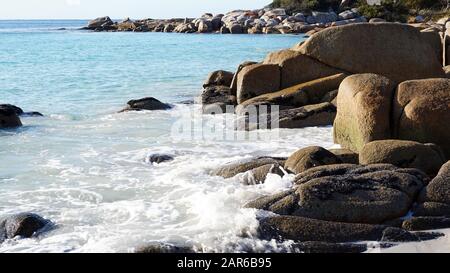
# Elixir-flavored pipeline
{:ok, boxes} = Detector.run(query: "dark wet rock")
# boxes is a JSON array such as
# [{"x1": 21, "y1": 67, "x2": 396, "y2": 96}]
[
  {"x1": 248, "y1": 164, "x2": 427, "y2": 224},
  {"x1": 211, "y1": 157, "x2": 286, "y2": 179},
  {"x1": 329, "y1": 148, "x2": 359, "y2": 164},
  {"x1": 120, "y1": 97, "x2": 172, "y2": 112},
  {"x1": 382, "y1": 218, "x2": 405, "y2": 228},
  {"x1": 203, "y1": 70, "x2": 234, "y2": 88},
  {"x1": 146, "y1": 154, "x2": 174, "y2": 164},
  {"x1": 0, "y1": 104, "x2": 43, "y2": 117},
  {"x1": 381, "y1": 227, "x2": 420, "y2": 242},
  {"x1": 258, "y1": 216, "x2": 386, "y2": 243},
  {"x1": 413, "y1": 202, "x2": 450, "y2": 217},
  {"x1": 0, "y1": 105, "x2": 22, "y2": 129},
  {"x1": 0, "y1": 213, "x2": 51, "y2": 243},
  {"x1": 135, "y1": 243, "x2": 195, "y2": 253},
  {"x1": 381, "y1": 227, "x2": 444, "y2": 242},
  {"x1": 21, "y1": 112, "x2": 44, "y2": 117},
  {"x1": 414, "y1": 231, "x2": 445, "y2": 241},
  {"x1": 291, "y1": 241, "x2": 368, "y2": 253},
  {"x1": 402, "y1": 217, "x2": 450, "y2": 231},
  {"x1": 201, "y1": 86, "x2": 236, "y2": 114},
  {"x1": 240, "y1": 163, "x2": 285, "y2": 185},
  {"x1": 87, "y1": 16, "x2": 114, "y2": 30},
  {"x1": 284, "y1": 146, "x2": 342, "y2": 175},
  {"x1": 0, "y1": 104, "x2": 23, "y2": 115}
]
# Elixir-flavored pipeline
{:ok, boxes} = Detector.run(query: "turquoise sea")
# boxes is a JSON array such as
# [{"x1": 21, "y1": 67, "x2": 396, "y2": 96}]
[{"x1": 0, "y1": 20, "x2": 338, "y2": 252}]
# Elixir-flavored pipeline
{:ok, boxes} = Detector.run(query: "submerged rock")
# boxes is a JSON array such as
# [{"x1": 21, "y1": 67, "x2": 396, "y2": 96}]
[
  {"x1": 146, "y1": 154, "x2": 174, "y2": 164},
  {"x1": 240, "y1": 163, "x2": 285, "y2": 185},
  {"x1": 120, "y1": 97, "x2": 172, "y2": 112},
  {"x1": 0, "y1": 105, "x2": 22, "y2": 129},
  {"x1": 211, "y1": 157, "x2": 286, "y2": 179},
  {"x1": 0, "y1": 213, "x2": 51, "y2": 243}
]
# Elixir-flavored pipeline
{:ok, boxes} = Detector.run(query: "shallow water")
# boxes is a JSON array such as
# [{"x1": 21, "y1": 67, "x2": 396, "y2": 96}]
[
  {"x1": 2, "y1": 20, "x2": 447, "y2": 253},
  {"x1": 0, "y1": 20, "x2": 336, "y2": 253}
]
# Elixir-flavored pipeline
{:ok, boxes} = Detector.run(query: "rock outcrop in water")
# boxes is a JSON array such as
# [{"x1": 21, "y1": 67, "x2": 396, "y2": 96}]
[
  {"x1": 0, "y1": 213, "x2": 52, "y2": 243},
  {"x1": 119, "y1": 97, "x2": 172, "y2": 112},
  {"x1": 0, "y1": 105, "x2": 22, "y2": 129}
]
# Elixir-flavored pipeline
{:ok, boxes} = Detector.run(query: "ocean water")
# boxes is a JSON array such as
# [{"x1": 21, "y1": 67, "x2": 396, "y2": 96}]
[{"x1": 1, "y1": 20, "x2": 447, "y2": 253}]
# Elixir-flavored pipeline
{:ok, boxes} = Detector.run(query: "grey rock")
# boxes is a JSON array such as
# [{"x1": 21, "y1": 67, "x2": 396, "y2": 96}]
[
  {"x1": 0, "y1": 213, "x2": 51, "y2": 243},
  {"x1": 120, "y1": 97, "x2": 172, "y2": 112}
]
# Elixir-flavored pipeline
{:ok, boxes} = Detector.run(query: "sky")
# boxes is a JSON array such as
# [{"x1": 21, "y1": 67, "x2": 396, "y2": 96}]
[{"x1": 0, "y1": 0, "x2": 273, "y2": 20}]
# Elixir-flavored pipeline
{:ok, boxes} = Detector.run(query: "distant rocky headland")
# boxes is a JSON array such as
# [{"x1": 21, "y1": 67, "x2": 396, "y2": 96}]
[
  {"x1": 83, "y1": 8, "x2": 366, "y2": 35},
  {"x1": 83, "y1": 0, "x2": 450, "y2": 35}
]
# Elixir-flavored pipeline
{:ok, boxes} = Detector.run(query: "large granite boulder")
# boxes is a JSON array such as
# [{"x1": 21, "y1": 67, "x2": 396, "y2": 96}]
[
  {"x1": 263, "y1": 50, "x2": 345, "y2": 88},
  {"x1": 284, "y1": 146, "x2": 342, "y2": 175},
  {"x1": 0, "y1": 213, "x2": 51, "y2": 243},
  {"x1": 0, "y1": 105, "x2": 22, "y2": 128},
  {"x1": 360, "y1": 140, "x2": 446, "y2": 175},
  {"x1": 236, "y1": 64, "x2": 281, "y2": 103},
  {"x1": 295, "y1": 23, "x2": 445, "y2": 83},
  {"x1": 247, "y1": 164, "x2": 427, "y2": 224},
  {"x1": 334, "y1": 74, "x2": 396, "y2": 152},
  {"x1": 393, "y1": 78, "x2": 450, "y2": 159}
]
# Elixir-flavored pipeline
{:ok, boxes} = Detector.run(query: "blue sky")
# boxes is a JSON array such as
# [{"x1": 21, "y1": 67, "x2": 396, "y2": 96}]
[{"x1": 0, "y1": 0, "x2": 272, "y2": 19}]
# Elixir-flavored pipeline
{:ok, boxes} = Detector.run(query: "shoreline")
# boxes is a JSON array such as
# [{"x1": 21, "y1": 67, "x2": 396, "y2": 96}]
[{"x1": 83, "y1": 8, "x2": 368, "y2": 35}]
